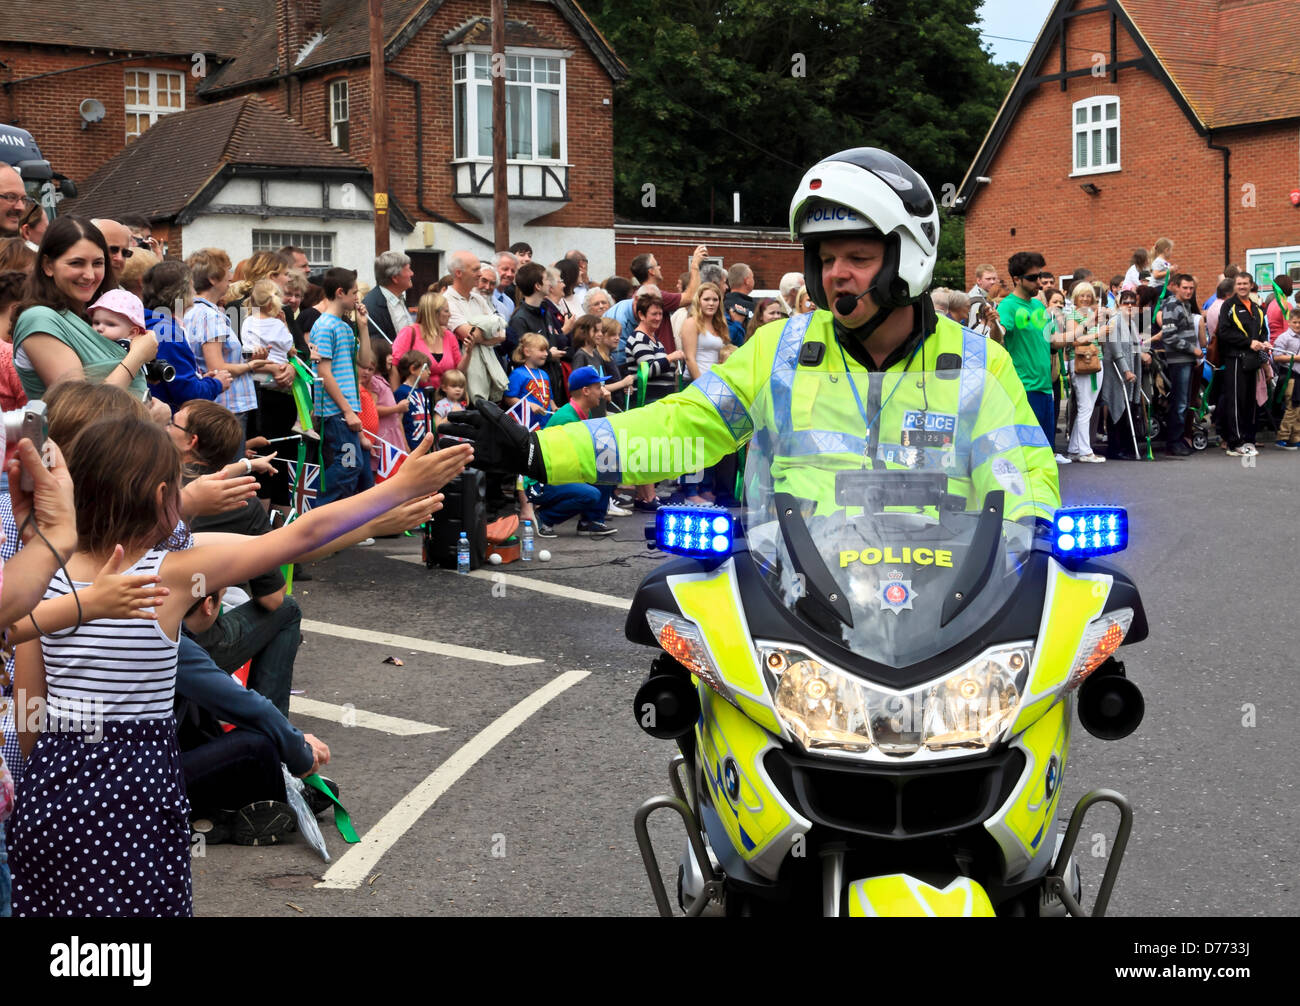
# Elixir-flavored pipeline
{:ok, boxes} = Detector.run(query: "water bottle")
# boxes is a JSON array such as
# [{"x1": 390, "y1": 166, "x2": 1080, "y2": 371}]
[
  {"x1": 521, "y1": 520, "x2": 535, "y2": 562},
  {"x1": 456, "y1": 532, "x2": 471, "y2": 575}
]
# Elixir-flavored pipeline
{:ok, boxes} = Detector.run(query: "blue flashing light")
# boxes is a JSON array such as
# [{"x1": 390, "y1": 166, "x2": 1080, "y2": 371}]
[
  {"x1": 1051, "y1": 506, "x2": 1128, "y2": 558},
  {"x1": 656, "y1": 506, "x2": 735, "y2": 558}
]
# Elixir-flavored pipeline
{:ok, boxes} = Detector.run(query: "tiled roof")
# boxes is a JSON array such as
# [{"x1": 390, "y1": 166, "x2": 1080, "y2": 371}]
[
  {"x1": 69, "y1": 95, "x2": 366, "y2": 221},
  {"x1": 197, "y1": 0, "x2": 428, "y2": 95},
  {"x1": 0, "y1": 1, "x2": 264, "y2": 57},
  {"x1": 1122, "y1": 0, "x2": 1300, "y2": 128},
  {"x1": 442, "y1": 17, "x2": 565, "y2": 50},
  {"x1": 198, "y1": 0, "x2": 626, "y2": 95}
]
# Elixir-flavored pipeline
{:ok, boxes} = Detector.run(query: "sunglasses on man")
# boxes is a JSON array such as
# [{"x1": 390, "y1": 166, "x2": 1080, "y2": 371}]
[{"x1": 108, "y1": 244, "x2": 134, "y2": 259}]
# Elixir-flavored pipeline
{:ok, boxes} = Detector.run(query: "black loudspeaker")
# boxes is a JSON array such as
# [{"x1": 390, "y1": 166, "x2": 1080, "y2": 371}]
[
  {"x1": 423, "y1": 468, "x2": 487, "y2": 570},
  {"x1": 1077, "y1": 660, "x2": 1145, "y2": 740},
  {"x1": 633, "y1": 672, "x2": 701, "y2": 739}
]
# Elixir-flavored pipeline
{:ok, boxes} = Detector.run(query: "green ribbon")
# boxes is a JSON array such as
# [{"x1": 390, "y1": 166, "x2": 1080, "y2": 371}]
[
  {"x1": 635, "y1": 362, "x2": 649, "y2": 408},
  {"x1": 1271, "y1": 280, "x2": 1293, "y2": 315},
  {"x1": 304, "y1": 773, "x2": 359, "y2": 844},
  {"x1": 290, "y1": 356, "x2": 315, "y2": 426}
]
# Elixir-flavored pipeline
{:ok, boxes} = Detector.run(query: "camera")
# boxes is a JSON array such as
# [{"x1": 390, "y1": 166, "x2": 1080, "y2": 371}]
[
  {"x1": 113, "y1": 339, "x2": 174, "y2": 383},
  {"x1": 3, "y1": 400, "x2": 49, "y2": 492},
  {"x1": 144, "y1": 360, "x2": 176, "y2": 383}
]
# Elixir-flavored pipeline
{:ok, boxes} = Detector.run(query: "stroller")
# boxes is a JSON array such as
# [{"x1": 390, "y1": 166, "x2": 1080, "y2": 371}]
[{"x1": 1143, "y1": 351, "x2": 1215, "y2": 451}]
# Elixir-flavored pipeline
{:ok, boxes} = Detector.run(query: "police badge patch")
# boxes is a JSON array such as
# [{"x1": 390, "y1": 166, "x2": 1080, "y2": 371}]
[{"x1": 878, "y1": 570, "x2": 917, "y2": 613}]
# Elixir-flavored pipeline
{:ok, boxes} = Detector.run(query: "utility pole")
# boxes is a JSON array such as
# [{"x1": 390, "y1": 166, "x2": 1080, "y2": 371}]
[
  {"x1": 369, "y1": 0, "x2": 390, "y2": 254},
  {"x1": 491, "y1": 0, "x2": 509, "y2": 251}
]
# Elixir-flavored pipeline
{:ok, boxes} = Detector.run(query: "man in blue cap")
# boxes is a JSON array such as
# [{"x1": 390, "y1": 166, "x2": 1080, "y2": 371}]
[{"x1": 527, "y1": 366, "x2": 619, "y2": 537}]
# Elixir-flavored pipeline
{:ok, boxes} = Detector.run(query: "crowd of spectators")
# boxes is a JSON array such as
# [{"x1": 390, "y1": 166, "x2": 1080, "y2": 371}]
[
  {"x1": 0, "y1": 195, "x2": 476, "y2": 916},
  {"x1": 948, "y1": 241, "x2": 1300, "y2": 461}
]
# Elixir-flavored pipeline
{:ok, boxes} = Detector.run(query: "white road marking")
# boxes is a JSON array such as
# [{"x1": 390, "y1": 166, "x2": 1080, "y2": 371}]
[
  {"x1": 288, "y1": 696, "x2": 447, "y2": 736},
  {"x1": 300, "y1": 618, "x2": 541, "y2": 666},
  {"x1": 384, "y1": 554, "x2": 633, "y2": 611},
  {"x1": 316, "y1": 670, "x2": 591, "y2": 890},
  {"x1": 468, "y1": 569, "x2": 632, "y2": 611}
]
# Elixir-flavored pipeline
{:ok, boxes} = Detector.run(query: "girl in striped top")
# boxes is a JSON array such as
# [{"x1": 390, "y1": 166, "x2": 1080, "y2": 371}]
[{"x1": 9, "y1": 417, "x2": 471, "y2": 916}]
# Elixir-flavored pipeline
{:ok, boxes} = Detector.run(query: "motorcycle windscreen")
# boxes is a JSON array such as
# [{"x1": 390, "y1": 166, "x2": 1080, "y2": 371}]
[{"x1": 742, "y1": 368, "x2": 1052, "y2": 669}]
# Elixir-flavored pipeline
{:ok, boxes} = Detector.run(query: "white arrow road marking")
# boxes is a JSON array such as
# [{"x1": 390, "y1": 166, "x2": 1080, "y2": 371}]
[
  {"x1": 301, "y1": 618, "x2": 541, "y2": 666},
  {"x1": 384, "y1": 554, "x2": 633, "y2": 611},
  {"x1": 288, "y1": 696, "x2": 447, "y2": 736},
  {"x1": 316, "y1": 669, "x2": 591, "y2": 890}
]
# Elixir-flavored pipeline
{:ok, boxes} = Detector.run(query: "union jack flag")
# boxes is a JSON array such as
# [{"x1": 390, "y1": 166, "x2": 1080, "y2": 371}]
[
  {"x1": 372, "y1": 434, "x2": 408, "y2": 483},
  {"x1": 505, "y1": 398, "x2": 542, "y2": 431},
  {"x1": 288, "y1": 461, "x2": 321, "y2": 512}
]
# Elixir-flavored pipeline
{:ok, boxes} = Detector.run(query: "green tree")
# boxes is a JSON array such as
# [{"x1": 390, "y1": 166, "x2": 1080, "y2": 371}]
[{"x1": 588, "y1": 0, "x2": 1016, "y2": 242}]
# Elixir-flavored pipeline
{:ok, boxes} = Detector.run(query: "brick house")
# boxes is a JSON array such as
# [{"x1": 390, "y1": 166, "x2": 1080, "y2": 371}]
[
  {"x1": 2, "y1": 0, "x2": 627, "y2": 280},
  {"x1": 953, "y1": 0, "x2": 1300, "y2": 292}
]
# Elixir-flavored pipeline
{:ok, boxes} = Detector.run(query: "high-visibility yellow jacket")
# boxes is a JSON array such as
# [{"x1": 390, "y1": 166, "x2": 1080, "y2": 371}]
[{"x1": 539, "y1": 308, "x2": 1060, "y2": 523}]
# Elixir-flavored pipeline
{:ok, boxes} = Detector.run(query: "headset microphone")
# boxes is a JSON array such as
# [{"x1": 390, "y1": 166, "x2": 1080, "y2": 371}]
[{"x1": 834, "y1": 288, "x2": 872, "y2": 316}]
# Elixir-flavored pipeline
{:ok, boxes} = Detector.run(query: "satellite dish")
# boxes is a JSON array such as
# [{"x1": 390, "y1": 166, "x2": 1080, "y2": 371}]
[{"x1": 79, "y1": 99, "x2": 106, "y2": 126}]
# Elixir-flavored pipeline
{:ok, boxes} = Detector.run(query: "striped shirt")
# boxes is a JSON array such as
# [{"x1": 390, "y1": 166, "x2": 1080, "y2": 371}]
[
  {"x1": 310, "y1": 312, "x2": 359, "y2": 418},
  {"x1": 184, "y1": 297, "x2": 258, "y2": 415},
  {"x1": 41, "y1": 548, "x2": 178, "y2": 722},
  {"x1": 626, "y1": 328, "x2": 676, "y2": 383}
]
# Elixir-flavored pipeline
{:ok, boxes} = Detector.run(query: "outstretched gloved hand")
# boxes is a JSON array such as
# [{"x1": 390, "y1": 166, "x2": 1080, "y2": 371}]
[{"x1": 438, "y1": 398, "x2": 547, "y2": 480}]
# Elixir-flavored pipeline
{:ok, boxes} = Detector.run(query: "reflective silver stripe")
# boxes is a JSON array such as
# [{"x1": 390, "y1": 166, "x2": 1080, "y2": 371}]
[
  {"x1": 691, "y1": 371, "x2": 754, "y2": 443},
  {"x1": 770, "y1": 310, "x2": 815, "y2": 426},
  {"x1": 970, "y1": 424, "x2": 1051, "y2": 470},
  {"x1": 586, "y1": 417, "x2": 623, "y2": 483}
]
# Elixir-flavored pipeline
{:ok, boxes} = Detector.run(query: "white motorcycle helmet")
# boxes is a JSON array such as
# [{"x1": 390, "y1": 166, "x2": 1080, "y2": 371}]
[{"x1": 789, "y1": 148, "x2": 940, "y2": 313}]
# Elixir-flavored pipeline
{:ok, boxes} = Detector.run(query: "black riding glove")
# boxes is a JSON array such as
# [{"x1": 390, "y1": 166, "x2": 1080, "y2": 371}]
[{"x1": 438, "y1": 397, "x2": 548, "y2": 480}]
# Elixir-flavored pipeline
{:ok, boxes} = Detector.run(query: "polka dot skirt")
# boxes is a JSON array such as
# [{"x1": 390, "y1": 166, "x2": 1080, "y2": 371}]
[{"x1": 9, "y1": 717, "x2": 192, "y2": 917}]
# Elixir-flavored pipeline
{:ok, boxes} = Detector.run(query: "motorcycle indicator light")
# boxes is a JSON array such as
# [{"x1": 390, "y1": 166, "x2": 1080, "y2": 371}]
[
  {"x1": 656, "y1": 506, "x2": 734, "y2": 558},
  {"x1": 1065, "y1": 608, "x2": 1134, "y2": 691},
  {"x1": 1052, "y1": 506, "x2": 1127, "y2": 557},
  {"x1": 645, "y1": 609, "x2": 732, "y2": 701}
]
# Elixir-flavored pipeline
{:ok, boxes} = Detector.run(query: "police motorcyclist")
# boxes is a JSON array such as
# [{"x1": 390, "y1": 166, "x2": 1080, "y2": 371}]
[{"x1": 441, "y1": 148, "x2": 1060, "y2": 521}]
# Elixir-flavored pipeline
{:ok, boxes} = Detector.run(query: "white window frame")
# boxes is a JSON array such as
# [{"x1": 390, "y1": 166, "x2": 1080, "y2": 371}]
[
  {"x1": 450, "y1": 47, "x2": 568, "y2": 165},
  {"x1": 1245, "y1": 246, "x2": 1300, "y2": 287},
  {"x1": 252, "y1": 230, "x2": 336, "y2": 270},
  {"x1": 1071, "y1": 96, "x2": 1120, "y2": 176},
  {"x1": 124, "y1": 68, "x2": 185, "y2": 141},
  {"x1": 329, "y1": 79, "x2": 349, "y2": 151}
]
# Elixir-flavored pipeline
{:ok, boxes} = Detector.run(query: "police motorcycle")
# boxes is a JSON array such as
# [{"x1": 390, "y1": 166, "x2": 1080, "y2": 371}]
[{"x1": 629, "y1": 373, "x2": 1147, "y2": 917}]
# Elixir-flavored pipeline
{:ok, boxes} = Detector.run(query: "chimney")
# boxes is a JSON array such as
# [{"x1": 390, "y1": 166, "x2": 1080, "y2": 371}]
[{"x1": 276, "y1": 0, "x2": 323, "y2": 72}]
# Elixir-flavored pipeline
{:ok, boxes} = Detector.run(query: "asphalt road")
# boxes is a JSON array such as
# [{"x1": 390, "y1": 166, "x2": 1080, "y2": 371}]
[{"x1": 191, "y1": 448, "x2": 1300, "y2": 917}]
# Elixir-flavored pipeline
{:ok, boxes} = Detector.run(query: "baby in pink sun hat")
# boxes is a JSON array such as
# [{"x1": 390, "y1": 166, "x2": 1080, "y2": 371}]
[{"x1": 88, "y1": 288, "x2": 148, "y2": 342}]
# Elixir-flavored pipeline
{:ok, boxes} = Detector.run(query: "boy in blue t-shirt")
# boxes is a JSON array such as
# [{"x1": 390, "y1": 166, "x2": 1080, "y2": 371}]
[
  {"x1": 393, "y1": 349, "x2": 432, "y2": 451},
  {"x1": 309, "y1": 268, "x2": 374, "y2": 505}
]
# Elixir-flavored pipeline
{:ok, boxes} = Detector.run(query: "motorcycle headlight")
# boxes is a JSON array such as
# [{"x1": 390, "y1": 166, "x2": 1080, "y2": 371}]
[
  {"x1": 646, "y1": 609, "x2": 732, "y2": 702},
  {"x1": 1065, "y1": 608, "x2": 1133, "y2": 691},
  {"x1": 762, "y1": 643, "x2": 1032, "y2": 760}
]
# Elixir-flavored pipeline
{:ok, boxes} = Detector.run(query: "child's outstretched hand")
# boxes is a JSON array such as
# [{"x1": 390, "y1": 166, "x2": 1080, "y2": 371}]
[
  {"x1": 84, "y1": 545, "x2": 169, "y2": 621},
  {"x1": 370, "y1": 494, "x2": 444, "y2": 537},
  {"x1": 393, "y1": 436, "x2": 473, "y2": 499},
  {"x1": 183, "y1": 470, "x2": 259, "y2": 517}
]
